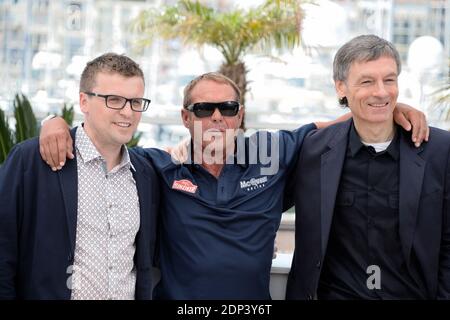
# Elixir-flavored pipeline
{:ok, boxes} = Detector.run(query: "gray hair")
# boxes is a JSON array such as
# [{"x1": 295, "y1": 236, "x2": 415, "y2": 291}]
[
  {"x1": 333, "y1": 35, "x2": 401, "y2": 106},
  {"x1": 333, "y1": 34, "x2": 401, "y2": 82}
]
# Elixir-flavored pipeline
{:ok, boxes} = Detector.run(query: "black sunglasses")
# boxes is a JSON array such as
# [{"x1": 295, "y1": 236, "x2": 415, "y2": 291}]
[{"x1": 185, "y1": 101, "x2": 240, "y2": 118}]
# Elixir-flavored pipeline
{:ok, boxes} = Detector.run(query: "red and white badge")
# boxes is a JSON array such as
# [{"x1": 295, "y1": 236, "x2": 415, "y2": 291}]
[{"x1": 172, "y1": 179, "x2": 198, "y2": 194}]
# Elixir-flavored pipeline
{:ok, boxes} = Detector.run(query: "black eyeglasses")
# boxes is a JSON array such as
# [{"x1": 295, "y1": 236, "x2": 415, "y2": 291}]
[
  {"x1": 83, "y1": 92, "x2": 151, "y2": 112},
  {"x1": 185, "y1": 101, "x2": 240, "y2": 118}
]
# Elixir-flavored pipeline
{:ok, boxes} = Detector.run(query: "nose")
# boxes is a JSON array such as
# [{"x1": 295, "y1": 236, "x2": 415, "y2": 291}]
[
  {"x1": 119, "y1": 100, "x2": 134, "y2": 117},
  {"x1": 373, "y1": 81, "x2": 389, "y2": 98},
  {"x1": 210, "y1": 107, "x2": 223, "y2": 121}
]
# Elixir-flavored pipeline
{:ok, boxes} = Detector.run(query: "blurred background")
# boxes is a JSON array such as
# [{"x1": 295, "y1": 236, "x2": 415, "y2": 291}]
[
  {"x1": 0, "y1": 0, "x2": 449, "y2": 256},
  {"x1": 0, "y1": 0, "x2": 449, "y2": 150}
]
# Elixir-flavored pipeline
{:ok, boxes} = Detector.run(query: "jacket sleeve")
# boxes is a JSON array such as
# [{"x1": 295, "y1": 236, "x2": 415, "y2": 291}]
[
  {"x1": 0, "y1": 145, "x2": 24, "y2": 299},
  {"x1": 438, "y1": 146, "x2": 450, "y2": 299}
]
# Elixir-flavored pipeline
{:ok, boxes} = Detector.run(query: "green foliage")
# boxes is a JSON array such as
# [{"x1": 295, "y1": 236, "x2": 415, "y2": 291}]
[
  {"x1": 132, "y1": 0, "x2": 307, "y2": 130},
  {"x1": 132, "y1": 0, "x2": 304, "y2": 65},
  {"x1": 126, "y1": 131, "x2": 143, "y2": 148},
  {"x1": 14, "y1": 93, "x2": 38, "y2": 144},
  {"x1": 0, "y1": 93, "x2": 39, "y2": 164},
  {"x1": 0, "y1": 108, "x2": 13, "y2": 164},
  {"x1": 431, "y1": 59, "x2": 450, "y2": 122},
  {"x1": 433, "y1": 83, "x2": 450, "y2": 119},
  {"x1": 61, "y1": 103, "x2": 74, "y2": 127}
]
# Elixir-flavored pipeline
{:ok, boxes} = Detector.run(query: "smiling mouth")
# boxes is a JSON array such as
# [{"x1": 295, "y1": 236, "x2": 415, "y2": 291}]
[
  {"x1": 368, "y1": 102, "x2": 389, "y2": 108},
  {"x1": 206, "y1": 128, "x2": 226, "y2": 133},
  {"x1": 114, "y1": 122, "x2": 132, "y2": 128}
]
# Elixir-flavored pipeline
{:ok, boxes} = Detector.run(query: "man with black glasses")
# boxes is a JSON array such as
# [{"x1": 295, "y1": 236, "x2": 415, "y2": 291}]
[
  {"x1": 39, "y1": 72, "x2": 428, "y2": 299},
  {"x1": 0, "y1": 53, "x2": 159, "y2": 300}
]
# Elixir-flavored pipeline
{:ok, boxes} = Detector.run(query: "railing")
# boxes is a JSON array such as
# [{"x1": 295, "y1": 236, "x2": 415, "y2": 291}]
[{"x1": 269, "y1": 253, "x2": 293, "y2": 300}]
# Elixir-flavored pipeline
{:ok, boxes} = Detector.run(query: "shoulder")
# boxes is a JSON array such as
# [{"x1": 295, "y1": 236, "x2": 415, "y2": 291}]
[
  {"x1": 428, "y1": 126, "x2": 450, "y2": 143},
  {"x1": 5, "y1": 137, "x2": 40, "y2": 165},
  {"x1": 130, "y1": 147, "x2": 172, "y2": 166},
  {"x1": 409, "y1": 126, "x2": 450, "y2": 151},
  {"x1": 14, "y1": 136, "x2": 40, "y2": 153},
  {"x1": 304, "y1": 119, "x2": 350, "y2": 144},
  {"x1": 129, "y1": 148, "x2": 159, "y2": 177},
  {"x1": 0, "y1": 137, "x2": 49, "y2": 182}
]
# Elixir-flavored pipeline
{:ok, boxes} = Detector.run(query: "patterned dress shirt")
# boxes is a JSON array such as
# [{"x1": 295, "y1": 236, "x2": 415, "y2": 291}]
[{"x1": 70, "y1": 126, "x2": 140, "y2": 300}]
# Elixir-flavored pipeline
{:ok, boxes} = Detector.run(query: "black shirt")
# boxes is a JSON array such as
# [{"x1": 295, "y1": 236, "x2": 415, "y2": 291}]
[{"x1": 318, "y1": 124, "x2": 427, "y2": 299}]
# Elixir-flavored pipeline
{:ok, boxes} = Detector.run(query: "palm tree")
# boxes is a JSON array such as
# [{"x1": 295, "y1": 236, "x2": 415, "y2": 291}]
[
  {"x1": 132, "y1": 0, "x2": 305, "y2": 129},
  {"x1": 433, "y1": 84, "x2": 450, "y2": 120},
  {"x1": 0, "y1": 94, "x2": 39, "y2": 164},
  {"x1": 432, "y1": 61, "x2": 450, "y2": 122},
  {"x1": 0, "y1": 108, "x2": 13, "y2": 164}
]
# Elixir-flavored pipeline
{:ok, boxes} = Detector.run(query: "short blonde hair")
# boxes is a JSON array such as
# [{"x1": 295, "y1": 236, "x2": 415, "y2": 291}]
[{"x1": 183, "y1": 72, "x2": 241, "y2": 108}]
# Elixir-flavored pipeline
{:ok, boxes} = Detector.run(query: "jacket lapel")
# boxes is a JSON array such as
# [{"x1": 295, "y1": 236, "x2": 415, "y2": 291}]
[
  {"x1": 320, "y1": 120, "x2": 352, "y2": 256},
  {"x1": 129, "y1": 152, "x2": 152, "y2": 260},
  {"x1": 399, "y1": 132, "x2": 425, "y2": 265},
  {"x1": 58, "y1": 128, "x2": 78, "y2": 254}
]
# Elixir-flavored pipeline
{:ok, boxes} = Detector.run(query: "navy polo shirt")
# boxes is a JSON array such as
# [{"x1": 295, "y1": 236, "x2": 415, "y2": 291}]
[{"x1": 133, "y1": 123, "x2": 315, "y2": 299}]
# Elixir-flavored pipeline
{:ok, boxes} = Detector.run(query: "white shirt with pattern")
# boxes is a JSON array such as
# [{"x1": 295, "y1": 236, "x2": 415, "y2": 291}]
[{"x1": 70, "y1": 126, "x2": 140, "y2": 300}]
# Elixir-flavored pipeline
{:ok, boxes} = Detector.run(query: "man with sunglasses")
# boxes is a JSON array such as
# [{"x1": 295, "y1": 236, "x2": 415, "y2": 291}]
[
  {"x1": 0, "y1": 53, "x2": 159, "y2": 299},
  {"x1": 38, "y1": 72, "x2": 428, "y2": 299}
]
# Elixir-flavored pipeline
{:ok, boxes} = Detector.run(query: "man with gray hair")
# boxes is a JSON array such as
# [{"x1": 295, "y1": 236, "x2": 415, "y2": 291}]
[{"x1": 286, "y1": 34, "x2": 450, "y2": 300}]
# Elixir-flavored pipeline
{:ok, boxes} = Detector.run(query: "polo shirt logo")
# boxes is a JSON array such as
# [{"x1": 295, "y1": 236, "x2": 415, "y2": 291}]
[
  {"x1": 240, "y1": 176, "x2": 268, "y2": 191},
  {"x1": 172, "y1": 179, "x2": 198, "y2": 194}
]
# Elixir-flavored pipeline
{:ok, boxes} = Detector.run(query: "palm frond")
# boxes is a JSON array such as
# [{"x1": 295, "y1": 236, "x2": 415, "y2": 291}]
[
  {"x1": 126, "y1": 131, "x2": 143, "y2": 148},
  {"x1": 60, "y1": 103, "x2": 74, "y2": 127},
  {"x1": 131, "y1": 0, "x2": 305, "y2": 64},
  {"x1": 0, "y1": 108, "x2": 14, "y2": 164},
  {"x1": 14, "y1": 93, "x2": 38, "y2": 143},
  {"x1": 431, "y1": 82, "x2": 450, "y2": 120}
]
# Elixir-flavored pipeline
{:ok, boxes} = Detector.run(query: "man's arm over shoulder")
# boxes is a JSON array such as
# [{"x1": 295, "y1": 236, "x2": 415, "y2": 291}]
[
  {"x1": 276, "y1": 123, "x2": 317, "y2": 170},
  {"x1": 0, "y1": 144, "x2": 27, "y2": 299},
  {"x1": 282, "y1": 126, "x2": 322, "y2": 211},
  {"x1": 130, "y1": 147, "x2": 174, "y2": 173}
]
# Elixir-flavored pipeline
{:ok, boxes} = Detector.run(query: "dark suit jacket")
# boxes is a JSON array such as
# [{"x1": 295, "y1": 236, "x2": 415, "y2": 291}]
[
  {"x1": 286, "y1": 119, "x2": 450, "y2": 300},
  {"x1": 0, "y1": 128, "x2": 159, "y2": 299}
]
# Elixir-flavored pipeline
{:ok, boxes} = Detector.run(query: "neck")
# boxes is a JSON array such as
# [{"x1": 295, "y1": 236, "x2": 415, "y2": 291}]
[
  {"x1": 193, "y1": 141, "x2": 234, "y2": 179},
  {"x1": 201, "y1": 162, "x2": 224, "y2": 178},
  {"x1": 99, "y1": 147, "x2": 123, "y2": 172},
  {"x1": 83, "y1": 125, "x2": 123, "y2": 172},
  {"x1": 353, "y1": 119, "x2": 395, "y2": 143}
]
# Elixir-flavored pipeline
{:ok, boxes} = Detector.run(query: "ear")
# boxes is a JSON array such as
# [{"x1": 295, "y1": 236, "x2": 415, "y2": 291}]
[
  {"x1": 181, "y1": 108, "x2": 191, "y2": 129},
  {"x1": 335, "y1": 80, "x2": 347, "y2": 100},
  {"x1": 79, "y1": 92, "x2": 89, "y2": 114}
]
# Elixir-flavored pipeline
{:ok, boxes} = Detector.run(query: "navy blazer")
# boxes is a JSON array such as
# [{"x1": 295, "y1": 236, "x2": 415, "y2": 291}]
[
  {"x1": 286, "y1": 119, "x2": 450, "y2": 300},
  {"x1": 0, "y1": 128, "x2": 159, "y2": 299}
]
